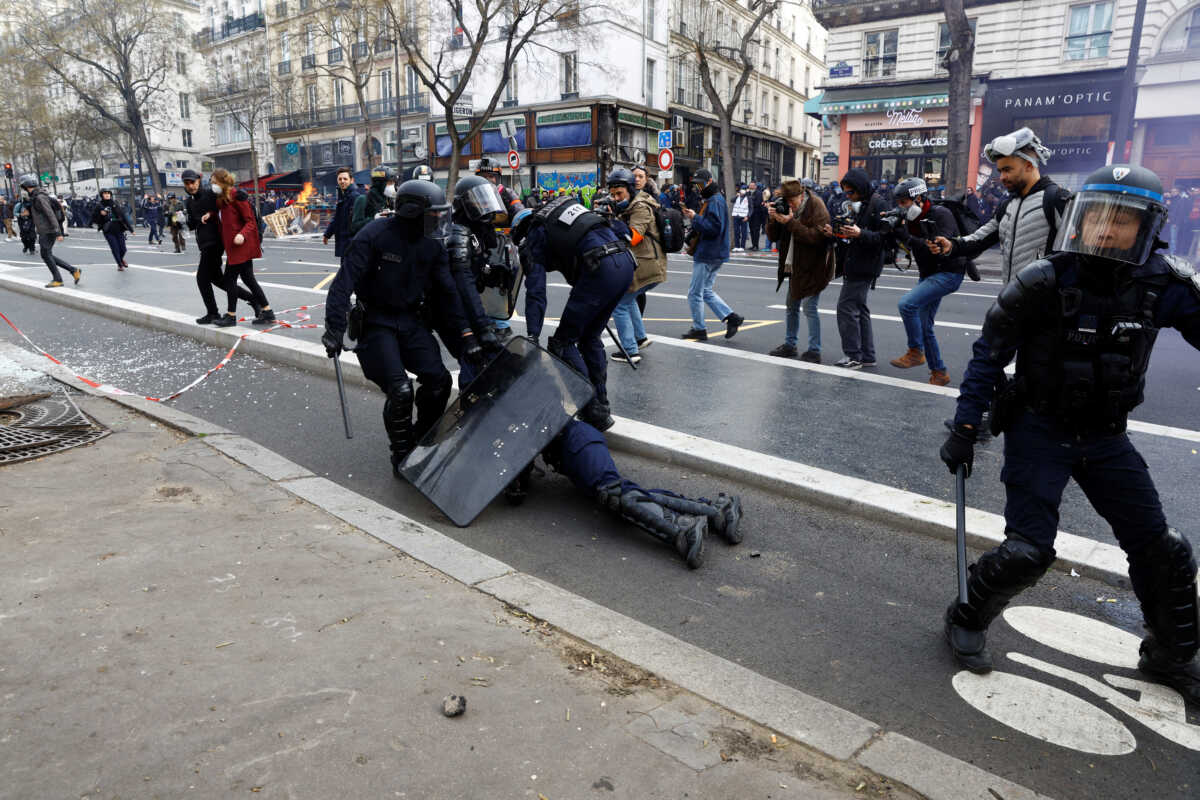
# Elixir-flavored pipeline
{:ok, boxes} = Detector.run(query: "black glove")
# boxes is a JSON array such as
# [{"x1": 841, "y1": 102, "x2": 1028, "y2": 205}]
[
  {"x1": 940, "y1": 424, "x2": 978, "y2": 478},
  {"x1": 478, "y1": 327, "x2": 503, "y2": 357},
  {"x1": 462, "y1": 332, "x2": 484, "y2": 367},
  {"x1": 321, "y1": 329, "x2": 343, "y2": 359}
]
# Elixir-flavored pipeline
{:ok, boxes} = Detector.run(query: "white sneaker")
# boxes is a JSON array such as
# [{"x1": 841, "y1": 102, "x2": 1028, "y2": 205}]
[
  {"x1": 611, "y1": 350, "x2": 642, "y2": 365},
  {"x1": 834, "y1": 357, "x2": 862, "y2": 369}
]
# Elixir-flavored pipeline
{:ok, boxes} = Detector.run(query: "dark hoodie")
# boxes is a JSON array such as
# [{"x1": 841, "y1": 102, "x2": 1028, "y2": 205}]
[{"x1": 836, "y1": 168, "x2": 888, "y2": 282}]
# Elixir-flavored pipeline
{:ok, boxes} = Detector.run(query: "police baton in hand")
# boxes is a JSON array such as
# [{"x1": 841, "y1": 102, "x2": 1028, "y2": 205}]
[
  {"x1": 333, "y1": 357, "x2": 353, "y2": 439},
  {"x1": 605, "y1": 322, "x2": 637, "y2": 370},
  {"x1": 955, "y1": 464, "x2": 969, "y2": 606}
]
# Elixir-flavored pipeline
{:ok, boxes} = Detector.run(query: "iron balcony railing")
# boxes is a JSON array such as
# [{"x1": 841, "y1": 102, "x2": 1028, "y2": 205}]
[
  {"x1": 193, "y1": 12, "x2": 265, "y2": 48},
  {"x1": 195, "y1": 73, "x2": 272, "y2": 104},
  {"x1": 268, "y1": 94, "x2": 431, "y2": 133}
]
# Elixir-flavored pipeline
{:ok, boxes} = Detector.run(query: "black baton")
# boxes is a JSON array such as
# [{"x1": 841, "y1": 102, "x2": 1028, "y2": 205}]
[
  {"x1": 955, "y1": 464, "x2": 968, "y2": 605},
  {"x1": 605, "y1": 323, "x2": 637, "y2": 370},
  {"x1": 333, "y1": 355, "x2": 353, "y2": 439}
]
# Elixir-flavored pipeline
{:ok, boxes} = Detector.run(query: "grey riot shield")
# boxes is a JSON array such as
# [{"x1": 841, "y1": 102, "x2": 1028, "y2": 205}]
[
  {"x1": 399, "y1": 336, "x2": 594, "y2": 526},
  {"x1": 479, "y1": 234, "x2": 524, "y2": 320}
]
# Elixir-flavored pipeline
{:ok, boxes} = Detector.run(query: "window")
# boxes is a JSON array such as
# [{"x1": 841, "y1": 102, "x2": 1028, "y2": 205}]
[
  {"x1": 1160, "y1": 7, "x2": 1200, "y2": 54},
  {"x1": 645, "y1": 0, "x2": 655, "y2": 39},
  {"x1": 804, "y1": 65, "x2": 811, "y2": 96},
  {"x1": 1065, "y1": 2, "x2": 1113, "y2": 61},
  {"x1": 175, "y1": 52, "x2": 186, "y2": 74},
  {"x1": 304, "y1": 24, "x2": 314, "y2": 55},
  {"x1": 406, "y1": 65, "x2": 419, "y2": 97},
  {"x1": 279, "y1": 31, "x2": 289, "y2": 61},
  {"x1": 789, "y1": 56, "x2": 795, "y2": 88},
  {"x1": 182, "y1": 129, "x2": 193, "y2": 148},
  {"x1": 645, "y1": 57, "x2": 655, "y2": 101},
  {"x1": 937, "y1": 19, "x2": 978, "y2": 68},
  {"x1": 179, "y1": 92, "x2": 190, "y2": 120},
  {"x1": 380, "y1": 68, "x2": 392, "y2": 100},
  {"x1": 333, "y1": 78, "x2": 344, "y2": 107},
  {"x1": 863, "y1": 29, "x2": 898, "y2": 78},
  {"x1": 504, "y1": 65, "x2": 518, "y2": 103},
  {"x1": 1012, "y1": 113, "x2": 1110, "y2": 143},
  {"x1": 561, "y1": 51, "x2": 578, "y2": 95}
]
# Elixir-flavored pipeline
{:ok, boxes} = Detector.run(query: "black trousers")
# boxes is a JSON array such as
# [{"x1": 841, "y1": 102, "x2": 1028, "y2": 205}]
[
  {"x1": 38, "y1": 233, "x2": 73, "y2": 282},
  {"x1": 196, "y1": 248, "x2": 252, "y2": 316},
  {"x1": 222, "y1": 260, "x2": 270, "y2": 314}
]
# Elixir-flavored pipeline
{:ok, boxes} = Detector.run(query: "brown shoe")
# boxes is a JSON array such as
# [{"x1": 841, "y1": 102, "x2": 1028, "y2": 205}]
[
  {"x1": 890, "y1": 347, "x2": 926, "y2": 368},
  {"x1": 929, "y1": 369, "x2": 950, "y2": 386}
]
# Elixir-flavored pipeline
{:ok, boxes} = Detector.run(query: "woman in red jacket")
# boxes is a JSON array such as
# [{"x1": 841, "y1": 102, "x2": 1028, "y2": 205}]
[{"x1": 209, "y1": 168, "x2": 274, "y2": 328}]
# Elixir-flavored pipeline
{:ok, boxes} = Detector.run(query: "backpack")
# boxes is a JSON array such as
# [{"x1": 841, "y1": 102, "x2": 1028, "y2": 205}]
[
  {"x1": 50, "y1": 196, "x2": 65, "y2": 225},
  {"x1": 932, "y1": 196, "x2": 981, "y2": 237},
  {"x1": 651, "y1": 204, "x2": 686, "y2": 253}
]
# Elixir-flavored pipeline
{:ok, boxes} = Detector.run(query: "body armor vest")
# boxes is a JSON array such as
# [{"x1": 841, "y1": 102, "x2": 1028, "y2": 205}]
[
  {"x1": 1018, "y1": 270, "x2": 1168, "y2": 433},
  {"x1": 532, "y1": 196, "x2": 608, "y2": 279}
]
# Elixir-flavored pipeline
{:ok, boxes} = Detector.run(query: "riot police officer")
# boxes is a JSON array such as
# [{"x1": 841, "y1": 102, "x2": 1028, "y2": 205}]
[
  {"x1": 474, "y1": 157, "x2": 527, "y2": 341},
  {"x1": 512, "y1": 194, "x2": 637, "y2": 431},
  {"x1": 940, "y1": 165, "x2": 1200, "y2": 702},
  {"x1": 322, "y1": 180, "x2": 482, "y2": 475},
  {"x1": 350, "y1": 166, "x2": 397, "y2": 236}
]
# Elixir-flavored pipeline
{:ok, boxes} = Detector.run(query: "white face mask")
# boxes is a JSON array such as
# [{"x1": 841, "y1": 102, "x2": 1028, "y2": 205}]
[
  {"x1": 850, "y1": 200, "x2": 862, "y2": 213},
  {"x1": 384, "y1": 184, "x2": 397, "y2": 199},
  {"x1": 210, "y1": 183, "x2": 222, "y2": 195},
  {"x1": 904, "y1": 202, "x2": 922, "y2": 221}
]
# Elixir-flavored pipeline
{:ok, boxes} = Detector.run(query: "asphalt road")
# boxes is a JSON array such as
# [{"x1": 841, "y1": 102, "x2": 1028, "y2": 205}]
[{"x1": 3, "y1": 231, "x2": 1199, "y2": 798}]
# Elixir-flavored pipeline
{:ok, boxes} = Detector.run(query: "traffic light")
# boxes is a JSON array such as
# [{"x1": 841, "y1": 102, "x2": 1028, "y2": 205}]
[{"x1": 3, "y1": 163, "x2": 12, "y2": 179}]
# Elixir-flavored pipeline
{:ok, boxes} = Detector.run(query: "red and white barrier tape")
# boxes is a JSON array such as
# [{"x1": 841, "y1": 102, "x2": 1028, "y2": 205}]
[{"x1": 0, "y1": 307, "x2": 321, "y2": 403}]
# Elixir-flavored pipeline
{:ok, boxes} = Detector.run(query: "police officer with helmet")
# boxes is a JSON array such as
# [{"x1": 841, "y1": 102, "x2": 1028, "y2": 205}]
[
  {"x1": 322, "y1": 179, "x2": 482, "y2": 476},
  {"x1": 940, "y1": 164, "x2": 1200, "y2": 702},
  {"x1": 512, "y1": 191, "x2": 637, "y2": 431},
  {"x1": 350, "y1": 165, "x2": 397, "y2": 236}
]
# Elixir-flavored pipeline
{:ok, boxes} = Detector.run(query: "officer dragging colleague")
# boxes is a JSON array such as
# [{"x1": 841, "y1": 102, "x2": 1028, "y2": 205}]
[{"x1": 940, "y1": 164, "x2": 1200, "y2": 704}]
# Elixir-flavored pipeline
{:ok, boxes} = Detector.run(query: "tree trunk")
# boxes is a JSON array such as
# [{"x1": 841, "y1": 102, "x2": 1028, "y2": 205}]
[
  {"x1": 942, "y1": 0, "x2": 975, "y2": 197},
  {"x1": 249, "y1": 127, "x2": 260, "y2": 206},
  {"x1": 719, "y1": 116, "x2": 736, "y2": 247}
]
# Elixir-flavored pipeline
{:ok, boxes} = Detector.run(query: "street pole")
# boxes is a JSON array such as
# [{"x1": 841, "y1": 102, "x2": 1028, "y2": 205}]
[{"x1": 1113, "y1": 0, "x2": 1149, "y2": 163}]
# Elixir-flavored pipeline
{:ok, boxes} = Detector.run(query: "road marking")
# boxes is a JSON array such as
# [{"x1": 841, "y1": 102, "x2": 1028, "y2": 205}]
[
  {"x1": 764, "y1": 306, "x2": 984, "y2": 332},
  {"x1": 286, "y1": 260, "x2": 341, "y2": 268},
  {"x1": 1002, "y1": 606, "x2": 1141, "y2": 669},
  {"x1": 546, "y1": 282, "x2": 690, "y2": 300},
  {"x1": 115, "y1": 263, "x2": 326, "y2": 296},
  {"x1": 666, "y1": 269, "x2": 774, "y2": 281},
  {"x1": 313, "y1": 273, "x2": 336, "y2": 291}
]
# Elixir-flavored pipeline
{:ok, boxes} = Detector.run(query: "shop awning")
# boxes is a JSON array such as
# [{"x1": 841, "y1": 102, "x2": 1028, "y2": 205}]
[
  {"x1": 818, "y1": 78, "x2": 985, "y2": 115},
  {"x1": 237, "y1": 173, "x2": 288, "y2": 191},
  {"x1": 264, "y1": 170, "x2": 308, "y2": 190},
  {"x1": 804, "y1": 93, "x2": 825, "y2": 120}
]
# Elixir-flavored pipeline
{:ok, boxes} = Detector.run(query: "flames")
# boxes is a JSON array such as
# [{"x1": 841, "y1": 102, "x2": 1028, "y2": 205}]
[{"x1": 296, "y1": 182, "x2": 316, "y2": 206}]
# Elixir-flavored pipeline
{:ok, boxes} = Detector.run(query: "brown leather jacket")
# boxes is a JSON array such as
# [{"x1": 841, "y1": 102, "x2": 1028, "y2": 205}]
[{"x1": 766, "y1": 189, "x2": 834, "y2": 301}]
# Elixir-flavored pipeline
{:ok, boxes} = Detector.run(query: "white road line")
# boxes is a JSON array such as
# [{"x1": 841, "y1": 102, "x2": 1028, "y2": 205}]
[
  {"x1": 546, "y1": 282, "x2": 690, "y2": 300},
  {"x1": 119, "y1": 263, "x2": 326, "y2": 296},
  {"x1": 766, "y1": 305, "x2": 984, "y2": 332},
  {"x1": 286, "y1": 260, "x2": 340, "y2": 268}
]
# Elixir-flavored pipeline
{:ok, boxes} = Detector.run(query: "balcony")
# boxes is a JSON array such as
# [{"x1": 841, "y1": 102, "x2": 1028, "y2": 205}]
[
  {"x1": 268, "y1": 94, "x2": 431, "y2": 134},
  {"x1": 328, "y1": 47, "x2": 343, "y2": 64},
  {"x1": 278, "y1": 60, "x2": 291, "y2": 75},
  {"x1": 351, "y1": 41, "x2": 370, "y2": 59},
  {"x1": 375, "y1": 37, "x2": 392, "y2": 54},
  {"x1": 301, "y1": 54, "x2": 316, "y2": 70},
  {"x1": 195, "y1": 73, "x2": 271, "y2": 104},
  {"x1": 193, "y1": 12, "x2": 265, "y2": 49},
  {"x1": 812, "y1": 0, "x2": 1005, "y2": 28}
]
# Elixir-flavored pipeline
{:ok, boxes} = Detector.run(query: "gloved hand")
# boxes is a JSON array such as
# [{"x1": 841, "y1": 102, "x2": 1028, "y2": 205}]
[
  {"x1": 321, "y1": 329, "x2": 343, "y2": 359},
  {"x1": 478, "y1": 327, "x2": 503, "y2": 357},
  {"x1": 462, "y1": 332, "x2": 483, "y2": 367},
  {"x1": 940, "y1": 424, "x2": 978, "y2": 477}
]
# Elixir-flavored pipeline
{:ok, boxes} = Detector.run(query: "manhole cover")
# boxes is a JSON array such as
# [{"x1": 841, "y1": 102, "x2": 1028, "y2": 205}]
[
  {"x1": 0, "y1": 389, "x2": 109, "y2": 466},
  {"x1": 0, "y1": 427, "x2": 61, "y2": 453},
  {"x1": 7, "y1": 390, "x2": 91, "y2": 429}
]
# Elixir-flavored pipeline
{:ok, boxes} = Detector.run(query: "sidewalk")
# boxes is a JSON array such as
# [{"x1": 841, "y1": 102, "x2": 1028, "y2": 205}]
[{"x1": 0, "y1": 368, "x2": 911, "y2": 799}]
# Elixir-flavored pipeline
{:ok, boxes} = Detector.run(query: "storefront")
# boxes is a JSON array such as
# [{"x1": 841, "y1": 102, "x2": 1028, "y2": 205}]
[
  {"x1": 819, "y1": 78, "x2": 985, "y2": 189},
  {"x1": 981, "y1": 69, "x2": 1124, "y2": 189}
]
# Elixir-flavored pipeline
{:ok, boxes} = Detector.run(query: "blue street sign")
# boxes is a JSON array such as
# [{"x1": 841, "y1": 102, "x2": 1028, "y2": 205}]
[
  {"x1": 829, "y1": 61, "x2": 853, "y2": 79},
  {"x1": 657, "y1": 130, "x2": 672, "y2": 150},
  {"x1": 285, "y1": 142, "x2": 300, "y2": 155}
]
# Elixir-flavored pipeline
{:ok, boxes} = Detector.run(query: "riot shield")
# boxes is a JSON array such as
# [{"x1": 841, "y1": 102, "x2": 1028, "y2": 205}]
[
  {"x1": 479, "y1": 234, "x2": 524, "y2": 320},
  {"x1": 399, "y1": 336, "x2": 595, "y2": 526}
]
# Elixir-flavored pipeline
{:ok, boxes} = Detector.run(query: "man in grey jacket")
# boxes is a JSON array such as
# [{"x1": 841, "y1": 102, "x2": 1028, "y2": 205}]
[
  {"x1": 931, "y1": 128, "x2": 1069, "y2": 284},
  {"x1": 20, "y1": 175, "x2": 80, "y2": 288}
]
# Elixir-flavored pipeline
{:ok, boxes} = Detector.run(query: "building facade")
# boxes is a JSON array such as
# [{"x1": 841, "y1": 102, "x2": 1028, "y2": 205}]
[{"x1": 812, "y1": 0, "x2": 1195, "y2": 193}]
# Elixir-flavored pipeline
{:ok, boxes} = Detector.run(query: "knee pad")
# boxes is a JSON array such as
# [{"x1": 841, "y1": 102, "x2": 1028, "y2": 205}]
[
  {"x1": 385, "y1": 378, "x2": 414, "y2": 407},
  {"x1": 974, "y1": 535, "x2": 1055, "y2": 592}
]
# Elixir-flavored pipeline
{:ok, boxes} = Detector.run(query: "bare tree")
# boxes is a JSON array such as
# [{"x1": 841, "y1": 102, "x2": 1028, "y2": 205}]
[
  {"x1": 941, "y1": 0, "x2": 975, "y2": 197},
  {"x1": 18, "y1": 0, "x2": 186, "y2": 198},
  {"x1": 686, "y1": 0, "x2": 780, "y2": 205},
  {"x1": 393, "y1": 0, "x2": 588, "y2": 187},
  {"x1": 197, "y1": 67, "x2": 275, "y2": 203}
]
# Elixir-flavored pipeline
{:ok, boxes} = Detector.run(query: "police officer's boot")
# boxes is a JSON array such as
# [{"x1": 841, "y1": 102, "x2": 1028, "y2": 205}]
[
  {"x1": 945, "y1": 535, "x2": 1054, "y2": 673},
  {"x1": 503, "y1": 463, "x2": 534, "y2": 506},
  {"x1": 597, "y1": 482, "x2": 706, "y2": 569},
  {"x1": 383, "y1": 379, "x2": 416, "y2": 476},
  {"x1": 413, "y1": 373, "x2": 452, "y2": 440},
  {"x1": 579, "y1": 399, "x2": 614, "y2": 432},
  {"x1": 651, "y1": 492, "x2": 743, "y2": 545},
  {"x1": 1129, "y1": 529, "x2": 1200, "y2": 704}
]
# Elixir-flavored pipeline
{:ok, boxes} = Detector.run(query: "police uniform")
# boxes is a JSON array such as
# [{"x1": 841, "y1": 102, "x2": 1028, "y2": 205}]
[
  {"x1": 539, "y1": 420, "x2": 746, "y2": 569},
  {"x1": 941, "y1": 164, "x2": 1200, "y2": 701},
  {"x1": 324, "y1": 210, "x2": 473, "y2": 473},
  {"x1": 517, "y1": 196, "x2": 637, "y2": 430}
]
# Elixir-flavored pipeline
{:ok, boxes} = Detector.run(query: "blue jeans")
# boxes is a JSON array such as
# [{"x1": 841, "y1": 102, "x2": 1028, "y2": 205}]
[
  {"x1": 733, "y1": 218, "x2": 748, "y2": 249},
  {"x1": 897, "y1": 271, "x2": 963, "y2": 372},
  {"x1": 611, "y1": 282, "x2": 657, "y2": 355},
  {"x1": 688, "y1": 260, "x2": 733, "y2": 331},
  {"x1": 784, "y1": 293, "x2": 821, "y2": 352}
]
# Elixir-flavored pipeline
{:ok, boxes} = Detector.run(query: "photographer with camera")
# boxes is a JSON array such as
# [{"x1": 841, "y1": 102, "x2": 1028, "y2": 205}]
[
  {"x1": 765, "y1": 179, "x2": 833, "y2": 362},
  {"x1": 823, "y1": 168, "x2": 888, "y2": 369},
  {"x1": 883, "y1": 178, "x2": 968, "y2": 386}
]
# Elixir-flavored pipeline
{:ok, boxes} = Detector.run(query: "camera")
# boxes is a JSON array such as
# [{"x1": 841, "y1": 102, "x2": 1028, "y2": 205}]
[
  {"x1": 881, "y1": 208, "x2": 905, "y2": 229},
  {"x1": 918, "y1": 218, "x2": 939, "y2": 240},
  {"x1": 771, "y1": 197, "x2": 789, "y2": 216}
]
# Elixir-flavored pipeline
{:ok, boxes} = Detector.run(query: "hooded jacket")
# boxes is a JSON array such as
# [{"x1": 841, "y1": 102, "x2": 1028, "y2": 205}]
[
  {"x1": 619, "y1": 189, "x2": 668, "y2": 293},
  {"x1": 690, "y1": 182, "x2": 730, "y2": 263},
  {"x1": 835, "y1": 168, "x2": 888, "y2": 282},
  {"x1": 26, "y1": 189, "x2": 63, "y2": 236}
]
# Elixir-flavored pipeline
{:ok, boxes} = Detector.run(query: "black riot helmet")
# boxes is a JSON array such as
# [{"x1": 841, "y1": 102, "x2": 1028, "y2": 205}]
[
  {"x1": 893, "y1": 177, "x2": 928, "y2": 202},
  {"x1": 394, "y1": 179, "x2": 452, "y2": 237},
  {"x1": 370, "y1": 165, "x2": 396, "y2": 188},
  {"x1": 1055, "y1": 164, "x2": 1168, "y2": 267},
  {"x1": 606, "y1": 167, "x2": 635, "y2": 191},
  {"x1": 18, "y1": 174, "x2": 38, "y2": 191},
  {"x1": 453, "y1": 174, "x2": 505, "y2": 222}
]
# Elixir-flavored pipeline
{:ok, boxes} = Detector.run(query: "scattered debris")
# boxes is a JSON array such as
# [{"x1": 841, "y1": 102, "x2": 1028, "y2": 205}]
[
  {"x1": 749, "y1": 550, "x2": 762, "y2": 558},
  {"x1": 442, "y1": 694, "x2": 467, "y2": 717},
  {"x1": 214, "y1": 641, "x2": 234, "y2": 648},
  {"x1": 1070, "y1": 569, "x2": 1080, "y2": 577}
]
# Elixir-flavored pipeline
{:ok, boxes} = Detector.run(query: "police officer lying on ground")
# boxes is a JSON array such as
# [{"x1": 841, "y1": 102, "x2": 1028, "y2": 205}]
[
  {"x1": 512, "y1": 194, "x2": 637, "y2": 432},
  {"x1": 529, "y1": 418, "x2": 743, "y2": 569},
  {"x1": 322, "y1": 180, "x2": 482, "y2": 476},
  {"x1": 940, "y1": 164, "x2": 1200, "y2": 703}
]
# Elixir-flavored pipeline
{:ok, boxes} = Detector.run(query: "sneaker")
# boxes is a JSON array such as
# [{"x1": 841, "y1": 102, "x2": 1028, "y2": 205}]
[
  {"x1": 889, "y1": 348, "x2": 926, "y2": 369},
  {"x1": 723, "y1": 312, "x2": 744, "y2": 339},
  {"x1": 71, "y1": 268, "x2": 82, "y2": 285},
  {"x1": 799, "y1": 349, "x2": 821, "y2": 363},
  {"x1": 610, "y1": 350, "x2": 641, "y2": 365},
  {"x1": 196, "y1": 313, "x2": 221, "y2": 325},
  {"x1": 681, "y1": 328, "x2": 708, "y2": 341},
  {"x1": 860, "y1": 359, "x2": 877, "y2": 368},
  {"x1": 929, "y1": 369, "x2": 951, "y2": 386},
  {"x1": 711, "y1": 493, "x2": 743, "y2": 544},
  {"x1": 767, "y1": 343, "x2": 798, "y2": 358},
  {"x1": 834, "y1": 357, "x2": 862, "y2": 369},
  {"x1": 214, "y1": 314, "x2": 237, "y2": 328},
  {"x1": 636, "y1": 337, "x2": 652, "y2": 350},
  {"x1": 251, "y1": 308, "x2": 277, "y2": 326},
  {"x1": 44, "y1": 280, "x2": 64, "y2": 288}
]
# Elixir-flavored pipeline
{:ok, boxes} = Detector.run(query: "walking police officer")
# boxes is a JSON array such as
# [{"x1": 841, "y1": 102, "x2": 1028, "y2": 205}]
[
  {"x1": 322, "y1": 180, "x2": 482, "y2": 475},
  {"x1": 940, "y1": 165, "x2": 1200, "y2": 702},
  {"x1": 512, "y1": 193, "x2": 636, "y2": 431}
]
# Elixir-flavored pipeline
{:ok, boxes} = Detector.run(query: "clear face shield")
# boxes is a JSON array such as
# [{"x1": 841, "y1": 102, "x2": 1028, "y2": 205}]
[
  {"x1": 423, "y1": 205, "x2": 452, "y2": 239},
  {"x1": 460, "y1": 183, "x2": 506, "y2": 221},
  {"x1": 1054, "y1": 192, "x2": 1165, "y2": 266}
]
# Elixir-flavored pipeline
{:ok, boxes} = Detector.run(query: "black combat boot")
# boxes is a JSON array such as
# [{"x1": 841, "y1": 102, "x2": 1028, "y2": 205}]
[
  {"x1": 579, "y1": 400, "x2": 614, "y2": 432},
  {"x1": 1129, "y1": 529, "x2": 1200, "y2": 705},
  {"x1": 597, "y1": 482, "x2": 706, "y2": 569},
  {"x1": 383, "y1": 380, "x2": 415, "y2": 476},
  {"x1": 651, "y1": 492, "x2": 743, "y2": 545},
  {"x1": 945, "y1": 535, "x2": 1054, "y2": 673}
]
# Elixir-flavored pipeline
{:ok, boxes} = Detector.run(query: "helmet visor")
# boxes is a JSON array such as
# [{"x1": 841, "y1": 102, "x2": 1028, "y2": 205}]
[
  {"x1": 423, "y1": 207, "x2": 452, "y2": 239},
  {"x1": 460, "y1": 183, "x2": 505, "y2": 220},
  {"x1": 1054, "y1": 192, "x2": 1165, "y2": 266}
]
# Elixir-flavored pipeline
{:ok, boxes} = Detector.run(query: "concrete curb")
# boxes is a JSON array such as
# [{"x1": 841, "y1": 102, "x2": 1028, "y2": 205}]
[
  {"x1": 0, "y1": 272, "x2": 1147, "y2": 593},
  {"x1": 0, "y1": 339, "x2": 1052, "y2": 800}
]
